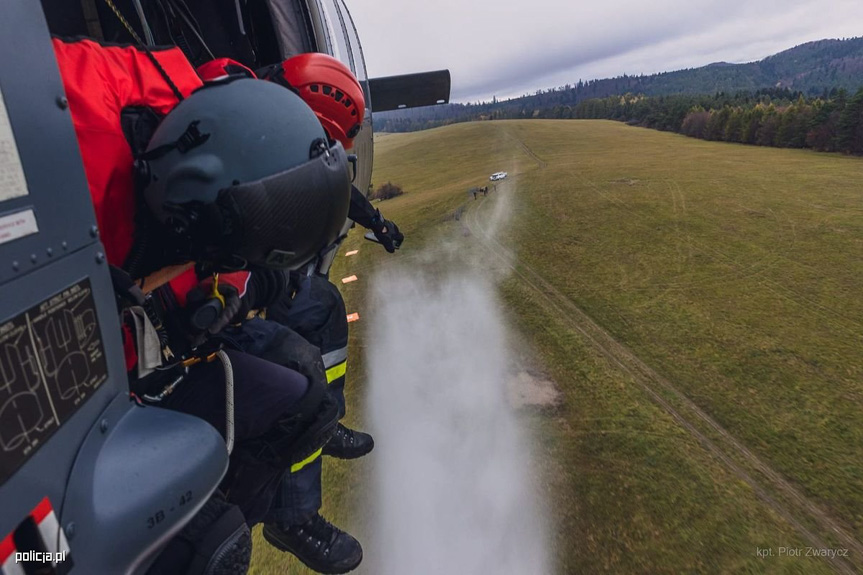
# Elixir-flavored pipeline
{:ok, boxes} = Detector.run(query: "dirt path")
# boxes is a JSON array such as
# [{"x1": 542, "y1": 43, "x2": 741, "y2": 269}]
[
  {"x1": 500, "y1": 125, "x2": 548, "y2": 168},
  {"x1": 464, "y1": 183, "x2": 862, "y2": 574}
]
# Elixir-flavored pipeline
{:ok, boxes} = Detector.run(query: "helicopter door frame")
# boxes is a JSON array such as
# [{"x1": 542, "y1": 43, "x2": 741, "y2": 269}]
[{"x1": 0, "y1": 4, "x2": 229, "y2": 573}]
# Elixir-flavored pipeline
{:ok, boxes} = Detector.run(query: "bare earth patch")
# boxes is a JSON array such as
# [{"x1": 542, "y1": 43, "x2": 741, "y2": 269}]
[{"x1": 507, "y1": 369, "x2": 561, "y2": 409}]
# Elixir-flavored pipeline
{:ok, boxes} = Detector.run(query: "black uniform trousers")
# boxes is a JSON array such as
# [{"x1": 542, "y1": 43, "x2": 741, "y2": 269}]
[{"x1": 161, "y1": 349, "x2": 308, "y2": 526}]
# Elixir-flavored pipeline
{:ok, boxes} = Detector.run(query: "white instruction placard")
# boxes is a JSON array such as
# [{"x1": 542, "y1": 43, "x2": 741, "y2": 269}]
[
  {"x1": 0, "y1": 208, "x2": 38, "y2": 246},
  {"x1": 0, "y1": 86, "x2": 29, "y2": 202}
]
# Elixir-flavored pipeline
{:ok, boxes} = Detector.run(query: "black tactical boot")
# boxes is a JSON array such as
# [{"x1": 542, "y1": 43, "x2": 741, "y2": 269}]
[
  {"x1": 146, "y1": 494, "x2": 251, "y2": 575},
  {"x1": 262, "y1": 514, "x2": 362, "y2": 574},
  {"x1": 321, "y1": 423, "x2": 374, "y2": 459}
]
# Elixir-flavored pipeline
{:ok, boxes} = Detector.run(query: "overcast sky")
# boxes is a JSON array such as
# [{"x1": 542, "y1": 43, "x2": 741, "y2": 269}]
[{"x1": 348, "y1": 0, "x2": 863, "y2": 103}]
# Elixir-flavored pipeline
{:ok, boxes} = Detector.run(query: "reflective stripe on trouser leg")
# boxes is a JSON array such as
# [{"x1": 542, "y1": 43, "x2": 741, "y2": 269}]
[
  {"x1": 266, "y1": 456, "x2": 323, "y2": 526},
  {"x1": 324, "y1": 343, "x2": 348, "y2": 416},
  {"x1": 264, "y1": 349, "x2": 333, "y2": 522},
  {"x1": 326, "y1": 360, "x2": 346, "y2": 384},
  {"x1": 291, "y1": 448, "x2": 323, "y2": 473},
  {"x1": 289, "y1": 360, "x2": 346, "y2": 473},
  {"x1": 325, "y1": 357, "x2": 347, "y2": 418},
  {"x1": 267, "y1": 355, "x2": 337, "y2": 520},
  {"x1": 322, "y1": 346, "x2": 348, "y2": 370},
  {"x1": 263, "y1": 278, "x2": 349, "y2": 526},
  {"x1": 288, "y1": 363, "x2": 340, "y2": 473}
]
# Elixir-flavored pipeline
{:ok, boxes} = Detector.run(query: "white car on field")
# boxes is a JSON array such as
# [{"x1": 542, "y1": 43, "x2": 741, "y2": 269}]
[{"x1": 490, "y1": 171, "x2": 508, "y2": 181}]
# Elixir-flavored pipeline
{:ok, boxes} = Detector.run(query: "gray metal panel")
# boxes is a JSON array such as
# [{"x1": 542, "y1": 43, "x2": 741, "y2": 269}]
[
  {"x1": 305, "y1": 0, "x2": 331, "y2": 57},
  {"x1": 0, "y1": 1, "x2": 100, "y2": 288},
  {"x1": 0, "y1": 246, "x2": 123, "y2": 538},
  {"x1": 338, "y1": 0, "x2": 367, "y2": 83},
  {"x1": 320, "y1": 0, "x2": 353, "y2": 73},
  {"x1": 338, "y1": 0, "x2": 372, "y2": 194},
  {"x1": 0, "y1": 0, "x2": 123, "y2": 537},
  {"x1": 352, "y1": 120, "x2": 373, "y2": 194},
  {"x1": 0, "y1": 245, "x2": 226, "y2": 575},
  {"x1": 63, "y1": 398, "x2": 228, "y2": 575},
  {"x1": 311, "y1": 0, "x2": 373, "y2": 275},
  {"x1": 0, "y1": 5, "x2": 229, "y2": 574}
]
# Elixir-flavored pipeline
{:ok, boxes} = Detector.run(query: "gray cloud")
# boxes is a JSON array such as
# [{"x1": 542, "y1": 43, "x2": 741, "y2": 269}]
[{"x1": 349, "y1": 0, "x2": 863, "y2": 102}]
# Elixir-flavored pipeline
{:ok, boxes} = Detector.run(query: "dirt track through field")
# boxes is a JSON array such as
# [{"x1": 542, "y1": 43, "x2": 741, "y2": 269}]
[{"x1": 465, "y1": 138, "x2": 863, "y2": 573}]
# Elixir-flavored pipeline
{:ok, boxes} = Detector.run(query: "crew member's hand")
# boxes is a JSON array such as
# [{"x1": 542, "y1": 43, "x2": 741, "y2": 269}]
[
  {"x1": 187, "y1": 276, "x2": 242, "y2": 336},
  {"x1": 371, "y1": 210, "x2": 404, "y2": 253}
]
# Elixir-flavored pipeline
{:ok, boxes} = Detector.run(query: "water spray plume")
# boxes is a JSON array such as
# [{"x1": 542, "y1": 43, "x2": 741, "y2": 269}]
[{"x1": 366, "y1": 176, "x2": 548, "y2": 574}]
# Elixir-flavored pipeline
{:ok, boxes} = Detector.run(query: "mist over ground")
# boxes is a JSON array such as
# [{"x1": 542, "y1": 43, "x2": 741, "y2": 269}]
[{"x1": 365, "y1": 182, "x2": 549, "y2": 574}]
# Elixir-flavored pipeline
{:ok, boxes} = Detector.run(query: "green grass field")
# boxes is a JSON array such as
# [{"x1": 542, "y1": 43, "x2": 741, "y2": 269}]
[{"x1": 251, "y1": 120, "x2": 863, "y2": 574}]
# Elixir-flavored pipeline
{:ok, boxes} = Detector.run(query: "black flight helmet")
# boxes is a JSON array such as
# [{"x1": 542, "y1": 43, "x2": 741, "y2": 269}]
[{"x1": 141, "y1": 78, "x2": 351, "y2": 270}]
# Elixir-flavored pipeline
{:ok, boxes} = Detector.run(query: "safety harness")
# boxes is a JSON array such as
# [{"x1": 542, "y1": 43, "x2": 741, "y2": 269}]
[{"x1": 111, "y1": 263, "x2": 235, "y2": 454}]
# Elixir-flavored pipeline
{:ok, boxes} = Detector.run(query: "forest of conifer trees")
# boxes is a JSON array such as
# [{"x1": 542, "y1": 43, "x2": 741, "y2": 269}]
[
  {"x1": 573, "y1": 88, "x2": 863, "y2": 154},
  {"x1": 375, "y1": 38, "x2": 863, "y2": 154}
]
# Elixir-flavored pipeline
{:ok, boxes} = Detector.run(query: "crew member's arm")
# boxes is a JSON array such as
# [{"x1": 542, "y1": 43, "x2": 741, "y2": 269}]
[{"x1": 348, "y1": 185, "x2": 404, "y2": 252}]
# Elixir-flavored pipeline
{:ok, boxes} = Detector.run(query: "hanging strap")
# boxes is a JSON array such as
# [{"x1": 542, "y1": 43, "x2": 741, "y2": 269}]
[
  {"x1": 101, "y1": 0, "x2": 186, "y2": 103},
  {"x1": 110, "y1": 264, "x2": 174, "y2": 358}
]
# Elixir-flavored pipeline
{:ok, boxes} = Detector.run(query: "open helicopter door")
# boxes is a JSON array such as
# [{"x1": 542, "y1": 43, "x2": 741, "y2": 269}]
[
  {"x1": 270, "y1": 0, "x2": 377, "y2": 275},
  {"x1": 0, "y1": 3, "x2": 228, "y2": 574},
  {"x1": 279, "y1": 0, "x2": 451, "y2": 275}
]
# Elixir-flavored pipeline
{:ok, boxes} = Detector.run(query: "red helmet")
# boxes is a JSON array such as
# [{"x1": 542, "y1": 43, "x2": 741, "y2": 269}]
[{"x1": 264, "y1": 53, "x2": 365, "y2": 149}]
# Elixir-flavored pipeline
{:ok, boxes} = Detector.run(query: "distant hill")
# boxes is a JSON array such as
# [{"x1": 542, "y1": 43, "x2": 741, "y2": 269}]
[
  {"x1": 613, "y1": 37, "x2": 863, "y2": 96},
  {"x1": 376, "y1": 37, "x2": 863, "y2": 132}
]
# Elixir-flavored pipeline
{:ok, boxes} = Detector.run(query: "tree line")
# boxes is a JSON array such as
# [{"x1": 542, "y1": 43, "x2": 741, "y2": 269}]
[
  {"x1": 375, "y1": 37, "x2": 863, "y2": 135},
  {"x1": 574, "y1": 88, "x2": 863, "y2": 154}
]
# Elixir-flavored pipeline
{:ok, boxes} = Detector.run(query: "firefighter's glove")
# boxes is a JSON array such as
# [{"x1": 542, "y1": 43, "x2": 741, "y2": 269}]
[
  {"x1": 370, "y1": 210, "x2": 404, "y2": 253},
  {"x1": 186, "y1": 277, "x2": 242, "y2": 337}
]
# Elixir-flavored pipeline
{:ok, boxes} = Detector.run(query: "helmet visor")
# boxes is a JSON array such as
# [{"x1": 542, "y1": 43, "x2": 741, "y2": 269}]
[{"x1": 213, "y1": 142, "x2": 351, "y2": 269}]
